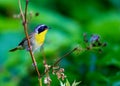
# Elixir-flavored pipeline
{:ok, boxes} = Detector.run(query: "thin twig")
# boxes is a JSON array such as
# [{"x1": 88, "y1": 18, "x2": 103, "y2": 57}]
[
  {"x1": 41, "y1": 47, "x2": 50, "y2": 86},
  {"x1": 18, "y1": 0, "x2": 25, "y2": 21},
  {"x1": 24, "y1": 0, "x2": 28, "y2": 23},
  {"x1": 18, "y1": 0, "x2": 41, "y2": 85},
  {"x1": 40, "y1": 47, "x2": 78, "y2": 78}
]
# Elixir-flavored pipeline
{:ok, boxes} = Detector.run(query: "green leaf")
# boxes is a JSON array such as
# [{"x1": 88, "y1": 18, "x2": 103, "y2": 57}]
[
  {"x1": 66, "y1": 79, "x2": 70, "y2": 86},
  {"x1": 60, "y1": 81, "x2": 65, "y2": 86},
  {"x1": 72, "y1": 80, "x2": 81, "y2": 86}
]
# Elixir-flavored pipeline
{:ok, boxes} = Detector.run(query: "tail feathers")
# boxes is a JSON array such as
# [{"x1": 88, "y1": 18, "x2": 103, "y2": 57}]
[
  {"x1": 9, "y1": 46, "x2": 23, "y2": 52},
  {"x1": 9, "y1": 47, "x2": 18, "y2": 52}
]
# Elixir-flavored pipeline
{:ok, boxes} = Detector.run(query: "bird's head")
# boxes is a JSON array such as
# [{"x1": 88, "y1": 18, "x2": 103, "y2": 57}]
[{"x1": 35, "y1": 24, "x2": 48, "y2": 34}]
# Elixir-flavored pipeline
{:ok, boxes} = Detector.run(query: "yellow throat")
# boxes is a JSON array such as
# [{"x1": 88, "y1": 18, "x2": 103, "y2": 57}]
[{"x1": 35, "y1": 30, "x2": 48, "y2": 45}]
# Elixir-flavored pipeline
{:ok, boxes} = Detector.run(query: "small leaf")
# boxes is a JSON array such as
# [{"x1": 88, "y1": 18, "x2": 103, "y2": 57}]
[
  {"x1": 66, "y1": 79, "x2": 70, "y2": 86},
  {"x1": 72, "y1": 80, "x2": 81, "y2": 86},
  {"x1": 60, "y1": 81, "x2": 65, "y2": 86}
]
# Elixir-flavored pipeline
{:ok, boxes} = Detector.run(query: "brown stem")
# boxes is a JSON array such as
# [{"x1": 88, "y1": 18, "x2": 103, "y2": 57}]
[
  {"x1": 24, "y1": 0, "x2": 28, "y2": 23},
  {"x1": 18, "y1": 0, "x2": 25, "y2": 21},
  {"x1": 18, "y1": 0, "x2": 41, "y2": 84}
]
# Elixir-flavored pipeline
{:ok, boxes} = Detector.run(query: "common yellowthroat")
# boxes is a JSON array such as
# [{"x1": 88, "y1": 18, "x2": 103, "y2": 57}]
[{"x1": 9, "y1": 24, "x2": 49, "y2": 52}]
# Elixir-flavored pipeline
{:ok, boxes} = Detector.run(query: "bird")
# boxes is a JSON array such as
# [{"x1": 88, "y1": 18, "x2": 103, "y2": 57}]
[{"x1": 9, "y1": 24, "x2": 49, "y2": 53}]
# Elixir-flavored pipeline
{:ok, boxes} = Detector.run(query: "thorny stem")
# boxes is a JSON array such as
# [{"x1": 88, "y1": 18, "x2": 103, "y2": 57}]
[
  {"x1": 18, "y1": 0, "x2": 41, "y2": 85},
  {"x1": 40, "y1": 47, "x2": 78, "y2": 78}
]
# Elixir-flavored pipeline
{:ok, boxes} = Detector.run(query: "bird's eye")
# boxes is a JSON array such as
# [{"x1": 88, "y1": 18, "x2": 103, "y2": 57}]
[{"x1": 35, "y1": 24, "x2": 48, "y2": 34}]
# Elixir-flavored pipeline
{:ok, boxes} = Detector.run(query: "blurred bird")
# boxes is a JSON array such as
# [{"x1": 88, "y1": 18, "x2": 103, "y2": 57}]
[{"x1": 9, "y1": 24, "x2": 49, "y2": 52}]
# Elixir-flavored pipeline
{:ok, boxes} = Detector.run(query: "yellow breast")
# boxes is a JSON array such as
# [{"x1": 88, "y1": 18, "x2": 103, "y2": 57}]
[{"x1": 35, "y1": 30, "x2": 48, "y2": 45}]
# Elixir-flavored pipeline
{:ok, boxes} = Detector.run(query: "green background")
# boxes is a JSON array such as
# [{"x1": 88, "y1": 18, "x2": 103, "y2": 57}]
[{"x1": 0, "y1": 0, "x2": 120, "y2": 86}]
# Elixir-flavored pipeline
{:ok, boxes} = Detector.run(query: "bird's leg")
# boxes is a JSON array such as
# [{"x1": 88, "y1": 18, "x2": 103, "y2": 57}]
[
  {"x1": 32, "y1": 62, "x2": 37, "y2": 67},
  {"x1": 27, "y1": 45, "x2": 32, "y2": 51}
]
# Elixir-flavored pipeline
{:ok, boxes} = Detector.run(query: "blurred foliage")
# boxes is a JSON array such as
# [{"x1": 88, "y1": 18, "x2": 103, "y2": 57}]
[{"x1": 0, "y1": 0, "x2": 120, "y2": 86}]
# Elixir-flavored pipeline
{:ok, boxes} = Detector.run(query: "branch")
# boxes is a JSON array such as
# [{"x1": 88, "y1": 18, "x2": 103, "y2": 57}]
[
  {"x1": 41, "y1": 47, "x2": 51, "y2": 86},
  {"x1": 18, "y1": 0, "x2": 25, "y2": 21},
  {"x1": 18, "y1": 0, "x2": 41, "y2": 85},
  {"x1": 40, "y1": 47, "x2": 78, "y2": 78}
]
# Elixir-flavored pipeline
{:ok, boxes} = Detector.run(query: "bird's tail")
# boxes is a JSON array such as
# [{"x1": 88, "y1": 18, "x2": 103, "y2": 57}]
[
  {"x1": 9, "y1": 47, "x2": 18, "y2": 52},
  {"x1": 9, "y1": 46, "x2": 23, "y2": 52}
]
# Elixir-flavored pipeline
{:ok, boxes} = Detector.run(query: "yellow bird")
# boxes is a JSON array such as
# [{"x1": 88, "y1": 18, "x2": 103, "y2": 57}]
[{"x1": 9, "y1": 24, "x2": 49, "y2": 52}]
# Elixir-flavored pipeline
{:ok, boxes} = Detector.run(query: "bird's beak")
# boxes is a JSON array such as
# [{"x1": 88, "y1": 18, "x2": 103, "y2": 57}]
[
  {"x1": 48, "y1": 27, "x2": 51, "y2": 29},
  {"x1": 48, "y1": 26, "x2": 51, "y2": 29}
]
